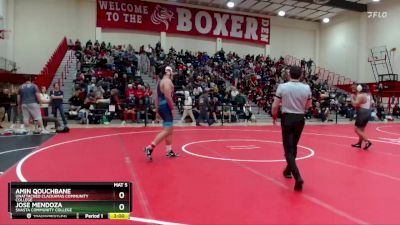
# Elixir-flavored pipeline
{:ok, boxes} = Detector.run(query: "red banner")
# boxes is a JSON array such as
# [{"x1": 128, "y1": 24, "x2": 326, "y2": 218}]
[{"x1": 96, "y1": 0, "x2": 270, "y2": 45}]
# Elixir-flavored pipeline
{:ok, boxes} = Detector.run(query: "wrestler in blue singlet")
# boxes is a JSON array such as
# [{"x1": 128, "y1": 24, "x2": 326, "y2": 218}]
[{"x1": 157, "y1": 82, "x2": 173, "y2": 127}]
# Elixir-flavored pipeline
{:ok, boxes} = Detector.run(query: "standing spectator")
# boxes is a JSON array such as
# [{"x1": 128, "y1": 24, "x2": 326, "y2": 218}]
[
  {"x1": 18, "y1": 81, "x2": 49, "y2": 134},
  {"x1": 9, "y1": 87, "x2": 21, "y2": 129},
  {"x1": 393, "y1": 103, "x2": 400, "y2": 118},
  {"x1": 196, "y1": 89, "x2": 214, "y2": 126},
  {"x1": 232, "y1": 61, "x2": 240, "y2": 88},
  {"x1": 50, "y1": 83, "x2": 68, "y2": 128},
  {"x1": 180, "y1": 91, "x2": 195, "y2": 123},
  {"x1": 39, "y1": 86, "x2": 50, "y2": 117}
]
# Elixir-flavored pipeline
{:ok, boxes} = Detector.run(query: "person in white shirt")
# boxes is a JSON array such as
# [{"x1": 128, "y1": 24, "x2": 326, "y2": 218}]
[
  {"x1": 39, "y1": 86, "x2": 50, "y2": 117},
  {"x1": 180, "y1": 91, "x2": 196, "y2": 124},
  {"x1": 230, "y1": 87, "x2": 239, "y2": 101},
  {"x1": 243, "y1": 103, "x2": 253, "y2": 122}
]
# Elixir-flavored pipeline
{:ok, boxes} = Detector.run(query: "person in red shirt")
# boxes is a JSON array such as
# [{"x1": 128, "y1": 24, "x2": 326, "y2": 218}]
[
  {"x1": 135, "y1": 85, "x2": 145, "y2": 100},
  {"x1": 123, "y1": 107, "x2": 136, "y2": 124},
  {"x1": 125, "y1": 84, "x2": 136, "y2": 99}
]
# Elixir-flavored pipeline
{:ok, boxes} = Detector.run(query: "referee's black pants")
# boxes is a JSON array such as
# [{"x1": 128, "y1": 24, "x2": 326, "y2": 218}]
[{"x1": 281, "y1": 113, "x2": 305, "y2": 181}]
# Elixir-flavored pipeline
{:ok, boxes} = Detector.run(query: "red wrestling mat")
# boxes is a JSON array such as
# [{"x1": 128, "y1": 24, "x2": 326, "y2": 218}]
[{"x1": 1, "y1": 123, "x2": 400, "y2": 225}]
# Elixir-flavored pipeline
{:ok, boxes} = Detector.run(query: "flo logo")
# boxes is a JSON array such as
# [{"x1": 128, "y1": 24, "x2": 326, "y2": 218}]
[
  {"x1": 151, "y1": 5, "x2": 174, "y2": 30},
  {"x1": 367, "y1": 11, "x2": 388, "y2": 19}
]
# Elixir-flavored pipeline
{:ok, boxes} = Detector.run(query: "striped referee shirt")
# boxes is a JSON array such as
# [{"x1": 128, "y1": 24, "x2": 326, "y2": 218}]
[{"x1": 275, "y1": 81, "x2": 312, "y2": 114}]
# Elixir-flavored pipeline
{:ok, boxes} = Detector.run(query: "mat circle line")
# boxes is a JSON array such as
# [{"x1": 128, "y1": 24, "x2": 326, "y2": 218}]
[
  {"x1": 181, "y1": 139, "x2": 314, "y2": 162},
  {"x1": 376, "y1": 126, "x2": 400, "y2": 136}
]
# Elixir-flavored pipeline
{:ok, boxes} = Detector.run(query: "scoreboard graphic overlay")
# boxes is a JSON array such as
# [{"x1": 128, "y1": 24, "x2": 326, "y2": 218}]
[{"x1": 8, "y1": 182, "x2": 132, "y2": 220}]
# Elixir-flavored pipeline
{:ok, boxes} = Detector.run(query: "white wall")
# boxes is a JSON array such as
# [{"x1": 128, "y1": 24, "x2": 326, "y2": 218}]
[
  {"x1": 11, "y1": 0, "x2": 319, "y2": 74},
  {"x1": 270, "y1": 25, "x2": 315, "y2": 60},
  {"x1": 102, "y1": 29, "x2": 160, "y2": 50},
  {"x1": 319, "y1": 0, "x2": 400, "y2": 83},
  {"x1": 167, "y1": 34, "x2": 216, "y2": 55},
  {"x1": 366, "y1": 0, "x2": 400, "y2": 82},
  {"x1": 319, "y1": 11, "x2": 364, "y2": 82},
  {"x1": 0, "y1": 0, "x2": 6, "y2": 58},
  {"x1": 12, "y1": 0, "x2": 96, "y2": 73},
  {"x1": 222, "y1": 39, "x2": 264, "y2": 57}
]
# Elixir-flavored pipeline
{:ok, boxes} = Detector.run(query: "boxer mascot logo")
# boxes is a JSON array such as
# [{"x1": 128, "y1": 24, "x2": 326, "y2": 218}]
[{"x1": 151, "y1": 5, "x2": 174, "y2": 30}]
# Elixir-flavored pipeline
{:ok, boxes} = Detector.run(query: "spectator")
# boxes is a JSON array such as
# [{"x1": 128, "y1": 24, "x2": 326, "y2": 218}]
[
  {"x1": 144, "y1": 85, "x2": 153, "y2": 105},
  {"x1": 69, "y1": 90, "x2": 83, "y2": 116},
  {"x1": 9, "y1": 87, "x2": 21, "y2": 129},
  {"x1": 196, "y1": 89, "x2": 214, "y2": 126},
  {"x1": 209, "y1": 96, "x2": 219, "y2": 122},
  {"x1": 376, "y1": 102, "x2": 386, "y2": 120},
  {"x1": 79, "y1": 93, "x2": 96, "y2": 124},
  {"x1": 122, "y1": 106, "x2": 136, "y2": 125},
  {"x1": 0, "y1": 88, "x2": 12, "y2": 128},
  {"x1": 136, "y1": 85, "x2": 145, "y2": 104},
  {"x1": 243, "y1": 103, "x2": 253, "y2": 122},
  {"x1": 222, "y1": 103, "x2": 232, "y2": 123},
  {"x1": 94, "y1": 85, "x2": 105, "y2": 100},
  {"x1": 50, "y1": 83, "x2": 68, "y2": 128},
  {"x1": 230, "y1": 87, "x2": 239, "y2": 102},
  {"x1": 110, "y1": 89, "x2": 122, "y2": 119},
  {"x1": 392, "y1": 103, "x2": 399, "y2": 118},
  {"x1": 39, "y1": 86, "x2": 50, "y2": 117},
  {"x1": 180, "y1": 91, "x2": 195, "y2": 123}
]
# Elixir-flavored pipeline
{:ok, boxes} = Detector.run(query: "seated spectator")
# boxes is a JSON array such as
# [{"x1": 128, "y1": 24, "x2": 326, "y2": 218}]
[
  {"x1": 87, "y1": 80, "x2": 96, "y2": 94},
  {"x1": 135, "y1": 85, "x2": 145, "y2": 105},
  {"x1": 144, "y1": 85, "x2": 153, "y2": 105},
  {"x1": 122, "y1": 106, "x2": 136, "y2": 125},
  {"x1": 109, "y1": 89, "x2": 122, "y2": 119},
  {"x1": 94, "y1": 85, "x2": 105, "y2": 100},
  {"x1": 192, "y1": 85, "x2": 202, "y2": 100},
  {"x1": 222, "y1": 103, "x2": 232, "y2": 123},
  {"x1": 234, "y1": 93, "x2": 246, "y2": 109},
  {"x1": 125, "y1": 84, "x2": 136, "y2": 107},
  {"x1": 231, "y1": 87, "x2": 239, "y2": 102},
  {"x1": 41, "y1": 109, "x2": 61, "y2": 131},
  {"x1": 148, "y1": 104, "x2": 157, "y2": 121},
  {"x1": 125, "y1": 84, "x2": 135, "y2": 98},
  {"x1": 209, "y1": 97, "x2": 219, "y2": 123},
  {"x1": 79, "y1": 93, "x2": 96, "y2": 124},
  {"x1": 243, "y1": 103, "x2": 253, "y2": 122},
  {"x1": 377, "y1": 103, "x2": 386, "y2": 120},
  {"x1": 69, "y1": 91, "x2": 84, "y2": 117}
]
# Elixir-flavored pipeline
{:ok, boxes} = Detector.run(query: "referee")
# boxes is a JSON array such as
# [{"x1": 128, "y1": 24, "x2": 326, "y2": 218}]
[{"x1": 272, "y1": 66, "x2": 312, "y2": 191}]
